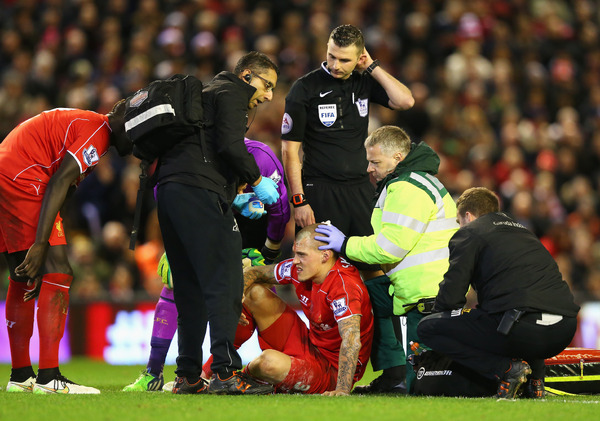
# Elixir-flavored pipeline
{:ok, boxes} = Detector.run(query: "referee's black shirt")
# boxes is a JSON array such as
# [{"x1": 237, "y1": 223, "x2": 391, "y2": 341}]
[{"x1": 282, "y1": 62, "x2": 391, "y2": 183}]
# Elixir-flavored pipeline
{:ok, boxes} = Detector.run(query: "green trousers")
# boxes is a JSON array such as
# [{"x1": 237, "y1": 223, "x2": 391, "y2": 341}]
[{"x1": 364, "y1": 275, "x2": 426, "y2": 393}]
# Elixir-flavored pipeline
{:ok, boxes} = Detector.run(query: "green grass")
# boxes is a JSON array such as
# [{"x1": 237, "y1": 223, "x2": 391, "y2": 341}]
[{"x1": 0, "y1": 358, "x2": 597, "y2": 421}]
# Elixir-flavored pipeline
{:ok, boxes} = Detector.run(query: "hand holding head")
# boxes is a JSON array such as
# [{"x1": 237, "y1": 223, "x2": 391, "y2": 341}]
[{"x1": 314, "y1": 221, "x2": 346, "y2": 253}]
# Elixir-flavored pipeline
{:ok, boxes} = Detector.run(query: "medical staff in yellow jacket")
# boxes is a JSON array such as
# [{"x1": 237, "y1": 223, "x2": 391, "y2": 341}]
[{"x1": 316, "y1": 125, "x2": 458, "y2": 393}]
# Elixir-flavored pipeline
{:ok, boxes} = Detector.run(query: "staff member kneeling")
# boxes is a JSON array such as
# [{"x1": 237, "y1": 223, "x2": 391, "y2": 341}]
[{"x1": 417, "y1": 187, "x2": 579, "y2": 400}]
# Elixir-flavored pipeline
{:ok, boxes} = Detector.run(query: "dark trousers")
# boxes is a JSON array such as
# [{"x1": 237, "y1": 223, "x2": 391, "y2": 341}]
[
  {"x1": 157, "y1": 183, "x2": 243, "y2": 378},
  {"x1": 417, "y1": 309, "x2": 577, "y2": 380},
  {"x1": 303, "y1": 178, "x2": 379, "y2": 272},
  {"x1": 365, "y1": 275, "x2": 425, "y2": 393}
]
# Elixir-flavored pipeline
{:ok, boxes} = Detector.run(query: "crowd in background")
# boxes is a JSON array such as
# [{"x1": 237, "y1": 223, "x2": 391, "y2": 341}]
[{"x1": 1, "y1": 0, "x2": 600, "y2": 305}]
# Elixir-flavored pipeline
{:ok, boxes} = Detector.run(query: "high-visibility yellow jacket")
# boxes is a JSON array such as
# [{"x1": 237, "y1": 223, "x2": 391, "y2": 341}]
[{"x1": 345, "y1": 142, "x2": 458, "y2": 315}]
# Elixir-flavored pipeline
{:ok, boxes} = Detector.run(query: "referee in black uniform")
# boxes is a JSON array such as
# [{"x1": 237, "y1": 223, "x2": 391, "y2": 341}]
[
  {"x1": 156, "y1": 52, "x2": 280, "y2": 395},
  {"x1": 418, "y1": 187, "x2": 579, "y2": 399},
  {"x1": 281, "y1": 24, "x2": 415, "y2": 393}
]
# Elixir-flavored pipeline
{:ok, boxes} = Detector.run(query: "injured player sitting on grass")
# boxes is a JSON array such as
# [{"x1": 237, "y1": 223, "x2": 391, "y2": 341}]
[{"x1": 199, "y1": 223, "x2": 375, "y2": 395}]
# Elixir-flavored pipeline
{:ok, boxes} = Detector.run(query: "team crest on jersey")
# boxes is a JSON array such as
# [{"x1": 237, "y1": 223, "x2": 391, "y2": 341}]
[
  {"x1": 82, "y1": 145, "x2": 99, "y2": 166},
  {"x1": 332, "y1": 297, "x2": 348, "y2": 316},
  {"x1": 279, "y1": 260, "x2": 293, "y2": 279},
  {"x1": 281, "y1": 113, "x2": 292, "y2": 134},
  {"x1": 318, "y1": 104, "x2": 337, "y2": 127},
  {"x1": 55, "y1": 220, "x2": 64, "y2": 237},
  {"x1": 355, "y1": 98, "x2": 368, "y2": 117},
  {"x1": 130, "y1": 90, "x2": 148, "y2": 107}
]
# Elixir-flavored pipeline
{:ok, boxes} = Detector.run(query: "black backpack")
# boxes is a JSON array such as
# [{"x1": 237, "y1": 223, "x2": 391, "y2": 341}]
[
  {"x1": 124, "y1": 74, "x2": 204, "y2": 249},
  {"x1": 124, "y1": 73, "x2": 204, "y2": 162}
]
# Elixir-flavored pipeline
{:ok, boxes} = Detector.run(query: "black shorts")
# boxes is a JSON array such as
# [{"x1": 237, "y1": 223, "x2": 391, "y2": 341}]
[{"x1": 303, "y1": 178, "x2": 380, "y2": 272}]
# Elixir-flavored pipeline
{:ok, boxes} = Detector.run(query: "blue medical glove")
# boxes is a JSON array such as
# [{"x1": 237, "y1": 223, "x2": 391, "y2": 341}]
[
  {"x1": 232, "y1": 193, "x2": 254, "y2": 212},
  {"x1": 242, "y1": 198, "x2": 267, "y2": 220},
  {"x1": 233, "y1": 193, "x2": 267, "y2": 219},
  {"x1": 252, "y1": 177, "x2": 279, "y2": 205},
  {"x1": 314, "y1": 223, "x2": 346, "y2": 253}
]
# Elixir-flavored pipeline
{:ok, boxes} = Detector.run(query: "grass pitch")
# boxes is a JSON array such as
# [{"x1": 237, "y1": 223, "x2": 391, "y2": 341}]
[{"x1": 0, "y1": 358, "x2": 597, "y2": 421}]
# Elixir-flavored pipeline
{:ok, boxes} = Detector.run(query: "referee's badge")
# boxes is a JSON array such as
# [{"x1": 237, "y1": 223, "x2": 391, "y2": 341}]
[
  {"x1": 281, "y1": 113, "x2": 292, "y2": 134},
  {"x1": 355, "y1": 98, "x2": 368, "y2": 117},
  {"x1": 318, "y1": 104, "x2": 337, "y2": 127}
]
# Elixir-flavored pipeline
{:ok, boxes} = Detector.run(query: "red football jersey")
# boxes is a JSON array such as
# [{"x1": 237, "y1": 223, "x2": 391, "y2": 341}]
[
  {"x1": 0, "y1": 108, "x2": 111, "y2": 185},
  {"x1": 274, "y1": 257, "x2": 374, "y2": 379}
]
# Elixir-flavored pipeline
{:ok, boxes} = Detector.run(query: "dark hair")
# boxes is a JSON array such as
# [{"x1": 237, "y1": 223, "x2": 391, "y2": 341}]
[
  {"x1": 330, "y1": 24, "x2": 365, "y2": 51},
  {"x1": 107, "y1": 99, "x2": 132, "y2": 156},
  {"x1": 456, "y1": 187, "x2": 500, "y2": 218},
  {"x1": 234, "y1": 51, "x2": 279, "y2": 76},
  {"x1": 109, "y1": 98, "x2": 127, "y2": 117}
]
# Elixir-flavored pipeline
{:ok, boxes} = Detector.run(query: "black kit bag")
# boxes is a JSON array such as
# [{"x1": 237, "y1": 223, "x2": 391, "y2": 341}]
[
  {"x1": 123, "y1": 74, "x2": 204, "y2": 249},
  {"x1": 412, "y1": 350, "x2": 497, "y2": 397},
  {"x1": 123, "y1": 73, "x2": 204, "y2": 162}
]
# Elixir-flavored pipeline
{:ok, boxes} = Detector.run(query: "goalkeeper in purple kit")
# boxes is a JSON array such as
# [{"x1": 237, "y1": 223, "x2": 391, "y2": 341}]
[{"x1": 123, "y1": 138, "x2": 290, "y2": 392}]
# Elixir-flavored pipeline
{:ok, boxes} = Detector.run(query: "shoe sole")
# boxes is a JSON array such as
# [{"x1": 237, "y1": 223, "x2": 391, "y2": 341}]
[
  {"x1": 6, "y1": 385, "x2": 34, "y2": 393},
  {"x1": 33, "y1": 386, "x2": 101, "y2": 394}
]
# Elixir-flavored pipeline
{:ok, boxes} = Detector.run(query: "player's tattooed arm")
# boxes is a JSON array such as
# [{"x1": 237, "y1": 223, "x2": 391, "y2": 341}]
[
  {"x1": 323, "y1": 315, "x2": 362, "y2": 396},
  {"x1": 243, "y1": 264, "x2": 277, "y2": 293}
]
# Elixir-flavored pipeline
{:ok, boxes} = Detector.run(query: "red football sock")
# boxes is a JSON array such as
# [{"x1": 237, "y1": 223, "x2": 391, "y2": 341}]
[
  {"x1": 37, "y1": 273, "x2": 72, "y2": 370},
  {"x1": 202, "y1": 305, "x2": 256, "y2": 378},
  {"x1": 5, "y1": 278, "x2": 35, "y2": 369}
]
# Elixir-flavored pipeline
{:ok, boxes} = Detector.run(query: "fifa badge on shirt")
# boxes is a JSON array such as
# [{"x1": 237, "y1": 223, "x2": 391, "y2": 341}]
[
  {"x1": 355, "y1": 98, "x2": 369, "y2": 117},
  {"x1": 318, "y1": 104, "x2": 337, "y2": 127}
]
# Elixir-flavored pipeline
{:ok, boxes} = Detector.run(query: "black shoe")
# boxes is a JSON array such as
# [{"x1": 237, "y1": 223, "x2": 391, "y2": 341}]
[
  {"x1": 496, "y1": 360, "x2": 531, "y2": 400},
  {"x1": 522, "y1": 378, "x2": 545, "y2": 399},
  {"x1": 172, "y1": 376, "x2": 208, "y2": 394},
  {"x1": 352, "y1": 374, "x2": 407, "y2": 395},
  {"x1": 208, "y1": 371, "x2": 273, "y2": 395}
]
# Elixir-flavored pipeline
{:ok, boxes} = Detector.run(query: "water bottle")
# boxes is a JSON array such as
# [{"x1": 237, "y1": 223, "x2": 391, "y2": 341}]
[{"x1": 410, "y1": 341, "x2": 425, "y2": 355}]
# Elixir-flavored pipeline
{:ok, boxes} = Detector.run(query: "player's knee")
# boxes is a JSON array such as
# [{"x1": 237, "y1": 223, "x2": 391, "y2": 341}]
[
  {"x1": 244, "y1": 283, "x2": 272, "y2": 309},
  {"x1": 47, "y1": 264, "x2": 73, "y2": 278},
  {"x1": 253, "y1": 349, "x2": 284, "y2": 379}
]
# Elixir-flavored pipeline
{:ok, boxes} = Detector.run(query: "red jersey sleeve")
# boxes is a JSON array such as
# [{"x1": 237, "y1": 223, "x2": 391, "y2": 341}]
[
  {"x1": 274, "y1": 259, "x2": 296, "y2": 285},
  {"x1": 327, "y1": 262, "x2": 366, "y2": 322},
  {"x1": 66, "y1": 117, "x2": 111, "y2": 175}
]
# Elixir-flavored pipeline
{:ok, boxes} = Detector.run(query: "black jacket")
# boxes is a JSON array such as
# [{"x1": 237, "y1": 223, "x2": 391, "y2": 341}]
[
  {"x1": 434, "y1": 212, "x2": 579, "y2": 317},
  {"x1": 157, "y1": 72, "x2": 261, "y2": 203}
]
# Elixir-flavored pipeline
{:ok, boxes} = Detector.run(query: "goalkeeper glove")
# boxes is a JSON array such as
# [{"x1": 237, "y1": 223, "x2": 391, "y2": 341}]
[
  {"x1": 157, "y1": 252, "x2": 173, "y2": 289},
  {"x1": 232, "y1": 193, "x2": 267, "y2": 219},
  {"x1": 241, "y1": 248, "x2": 265, "y2": 268}
]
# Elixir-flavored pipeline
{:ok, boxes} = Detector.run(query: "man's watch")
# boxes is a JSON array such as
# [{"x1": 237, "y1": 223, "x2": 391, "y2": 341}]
[
  {"x1": 291, "y1": 193, "x2": 308, "y2": 208},
  {"x1": 366, "y1": 59, "x2": 380, "y2": 74}
]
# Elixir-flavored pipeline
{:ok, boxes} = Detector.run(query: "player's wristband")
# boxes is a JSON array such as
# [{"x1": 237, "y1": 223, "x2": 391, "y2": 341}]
[
  {"x1": 291, "y1": 193, "x2": 308, "y2": 208},
  {"x1": 366, "y1": 59, "x2": 380, "y2": 74}
]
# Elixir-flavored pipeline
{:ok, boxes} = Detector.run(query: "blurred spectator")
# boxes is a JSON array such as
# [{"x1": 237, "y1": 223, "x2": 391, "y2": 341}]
[{"x1": 0, "y1": 0, "x2": 599, "y2": 304}]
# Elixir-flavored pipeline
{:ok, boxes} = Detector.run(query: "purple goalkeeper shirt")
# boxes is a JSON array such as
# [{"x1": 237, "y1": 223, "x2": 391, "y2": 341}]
[{"x1": 243, "y1": 138, "x2": 290, "y2": 243}]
